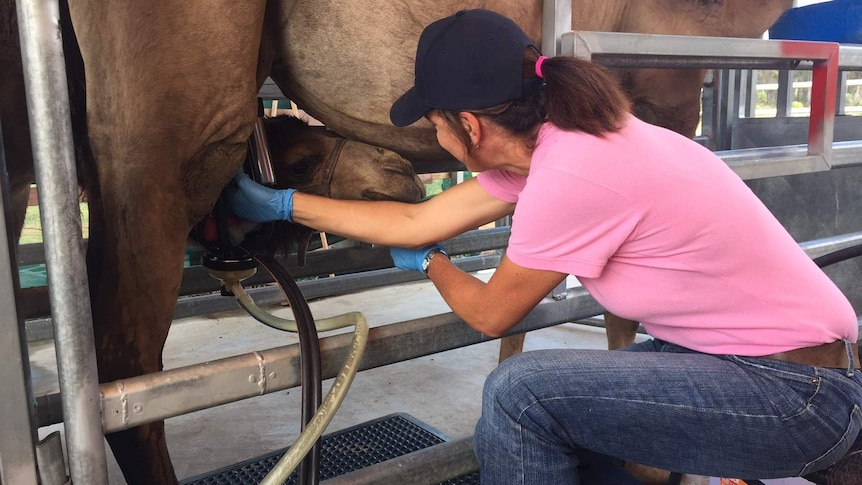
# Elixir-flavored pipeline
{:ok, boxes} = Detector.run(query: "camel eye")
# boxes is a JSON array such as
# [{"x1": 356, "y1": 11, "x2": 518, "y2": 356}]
[{"x1": 289, "y1": 156, "x2": 317, "y2": 176}]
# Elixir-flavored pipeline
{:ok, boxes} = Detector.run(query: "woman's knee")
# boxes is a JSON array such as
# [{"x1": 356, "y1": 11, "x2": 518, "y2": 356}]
[
  {"x1": 482, "y1": 352, "x2": 547, "y2": 411},
  {"x1": 477, "y1": 353, "x2": 543, "y2": 447}
]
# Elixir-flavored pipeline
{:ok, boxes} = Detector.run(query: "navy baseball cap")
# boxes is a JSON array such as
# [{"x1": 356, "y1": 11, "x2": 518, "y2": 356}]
[{"x1": 389, "y1": 9, "x2": 538, "y2": 127}]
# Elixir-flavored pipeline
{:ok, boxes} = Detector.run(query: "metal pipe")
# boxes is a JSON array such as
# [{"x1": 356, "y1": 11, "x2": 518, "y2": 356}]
[
  {"x1": 563, "y1": 31, "x2": 823, "y2": 66},
  {"x1": 832, "y1": 141, "x2": 862, "y2": 169},
  {"x1": 800, "y1": 232, "x2": 862, "y2": 260},
  {"x1": 14, "y1": 0, "x2": 108, "y2": 483},
  {"x1": 586, "y1": 56, "x2": 803, "y2": 70},
  {"x1": 776, "y1": 70, "x2": 792, "y2": 118},
  {"x1": 839, "y1": 45, "x2": 862, "y2": 69},
  {"x1": 35, "y1": 432, "x2": 69, "y2": 485},
  {"x1": 320, "y1": 436, "x2": 479, "y2": 485},
  {"x1": 713, "y1": 69, "x2": 734, "y2": 151},
  {"x1": 0, "y1": 120, "x2": 39, "y2": 484},
  {"x1": 542, "y1": 0, "x2": 571, "y2": 56},
  {"x1": 249, "y1": 118, "x2": 275, "y2": 186},
  {"x1": 717, "y1": 145, "x2": 828, "y2": 180}
]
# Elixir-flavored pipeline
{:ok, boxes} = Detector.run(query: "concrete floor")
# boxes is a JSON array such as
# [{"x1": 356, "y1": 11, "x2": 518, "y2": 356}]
[{"x1": 26, "y1": 272, "x2": 804, "y2": 485}]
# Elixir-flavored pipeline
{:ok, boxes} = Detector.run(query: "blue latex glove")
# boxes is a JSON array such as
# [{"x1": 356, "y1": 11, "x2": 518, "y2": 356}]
[
  {"x1": 224, "y1": 171, "x2": 296, "y2": 223},
  {"x1": 390, "y1": 244, "x2": 445, "y2": 273}
]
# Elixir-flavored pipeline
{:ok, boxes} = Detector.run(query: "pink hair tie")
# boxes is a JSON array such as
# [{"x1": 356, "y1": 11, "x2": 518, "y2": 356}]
[{"x1": 535, "y1": 56, "x2": 549, "y2": 79}]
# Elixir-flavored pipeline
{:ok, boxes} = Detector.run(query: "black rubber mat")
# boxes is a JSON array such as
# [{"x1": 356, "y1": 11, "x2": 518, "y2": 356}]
[{"x1": 181, "y1": 413, "x2": 480, "y2": 485}]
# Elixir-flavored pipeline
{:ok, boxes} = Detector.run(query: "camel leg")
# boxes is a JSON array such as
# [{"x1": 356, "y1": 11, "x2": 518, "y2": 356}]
[
  {"x1": 0, "y1": 135, "x2": 34, "y2": 247},
  {"x1": 498, "y1": 334, "x2": 526, "y2": 363},
  {"x1": 85, "y1": 146, "x2": 252, "y2": 485},
  {"x1": 84, "y1": 177, "x2": 188, "y2": 484},
  {"x1": 604, "y1": 312, "x2": 640, "y2": 350},
  {"x1": 7, "y1": 180, "x2": 32, "y2": 243},
  {"x1": 0, "y1": 18, "x2": 36, "y2": 246},
  {"x1": 66, "y1": 2, "x2": 266, "y2": 482},
  {"x1": 624, "y1": 462, "x2": 674, "y2": 485},
  {"x1": 87, "y1": 147, "x2": 248, "y2": 485},
  {"x1": 83, "y1": 145, "x2": 250, "y2": 485}
]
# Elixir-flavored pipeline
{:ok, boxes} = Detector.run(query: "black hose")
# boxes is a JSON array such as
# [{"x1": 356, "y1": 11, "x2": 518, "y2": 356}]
[
  {"x1": 256, "y1": 254, "x2": 323, "y2": 485},
  {"x1": 813, "y1": 243, "x2": 862, "y2": 269}
]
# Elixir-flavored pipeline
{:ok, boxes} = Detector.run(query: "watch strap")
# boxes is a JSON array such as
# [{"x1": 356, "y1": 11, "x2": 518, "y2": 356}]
[{"x1": 422, "y1": 248, "x2": 448, "y2": 275}]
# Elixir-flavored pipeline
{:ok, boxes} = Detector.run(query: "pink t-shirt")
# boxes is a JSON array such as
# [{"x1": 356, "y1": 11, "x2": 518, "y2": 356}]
[{"x1": 478, "y1": 117, "x2": 857, "y2": 355}]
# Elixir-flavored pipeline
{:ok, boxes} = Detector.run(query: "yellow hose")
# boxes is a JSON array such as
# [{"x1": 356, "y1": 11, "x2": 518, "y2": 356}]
[
  {"x1": 228, "y1": 280, "x2": 357, "y2": 333},
  {"x1": 207, "y1": 268, "x2": 369, "y2": 484},
  {"x1": 259, "y1": 311, "x2": 368, "y2": 485}
]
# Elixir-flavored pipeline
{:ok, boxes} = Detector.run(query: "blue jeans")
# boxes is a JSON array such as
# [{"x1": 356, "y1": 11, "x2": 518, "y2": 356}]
[{"x1": 474, "y1": 338, "x2": 862, "y2": 484}]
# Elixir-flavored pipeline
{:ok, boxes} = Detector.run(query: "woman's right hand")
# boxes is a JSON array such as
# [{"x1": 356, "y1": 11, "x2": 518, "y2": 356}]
[
  {"x1": 390, "y1": 244, "x2": 445, "y2": 273},
  {"x1": 224, "y1": 171, "x2": 296, "y2": 223}
]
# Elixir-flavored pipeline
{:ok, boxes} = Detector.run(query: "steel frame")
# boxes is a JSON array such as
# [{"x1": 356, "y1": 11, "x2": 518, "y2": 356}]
[
  {"x1": 718, "y1": 44, "x2": 862, "y2": 165},
  {"x1": 563, "y1": 31, "x2": 842, "y2": 180}
]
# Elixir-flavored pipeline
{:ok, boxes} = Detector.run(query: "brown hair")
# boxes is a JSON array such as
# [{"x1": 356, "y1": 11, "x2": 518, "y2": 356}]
[{"x1": 432, "y1": 48, "x2": 631, "y2": 153}]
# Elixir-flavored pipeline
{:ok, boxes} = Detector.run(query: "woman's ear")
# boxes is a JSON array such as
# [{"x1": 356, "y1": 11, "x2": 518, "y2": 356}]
[{"x1": 459, "y1": 112, "x2": 482, "y2": 148}]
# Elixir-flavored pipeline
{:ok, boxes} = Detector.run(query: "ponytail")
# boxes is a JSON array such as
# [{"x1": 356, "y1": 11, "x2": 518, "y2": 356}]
[{"x1": 532, "y1": 53, "x2": 631, "y2": 136}]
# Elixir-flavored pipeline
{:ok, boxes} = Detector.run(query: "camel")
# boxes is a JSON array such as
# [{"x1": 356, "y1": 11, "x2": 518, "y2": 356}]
[{"x1": 1, "y1": 1, "x2": 797, "y2": 483}]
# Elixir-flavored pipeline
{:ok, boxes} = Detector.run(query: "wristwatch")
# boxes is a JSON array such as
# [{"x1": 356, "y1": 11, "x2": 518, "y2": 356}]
[{"x1": 421, "y1": 248, "x2": 448, "y2": 276}]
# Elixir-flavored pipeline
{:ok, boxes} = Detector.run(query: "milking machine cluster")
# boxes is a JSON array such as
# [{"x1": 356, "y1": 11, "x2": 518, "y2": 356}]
[{"x1": 191, "y1": 100, "x2": 369, "y2": 485}]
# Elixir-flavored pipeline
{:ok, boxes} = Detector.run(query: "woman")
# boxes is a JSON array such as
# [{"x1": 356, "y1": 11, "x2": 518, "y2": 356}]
[{"x1": 226, "y1": 9, "x2": 862, "y2": 484}]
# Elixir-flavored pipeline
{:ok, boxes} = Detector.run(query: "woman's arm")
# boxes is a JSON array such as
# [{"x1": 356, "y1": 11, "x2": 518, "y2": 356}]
[
  {"x1": 291, "y1": 177, "x2": 514, "y2": 247},
  {"x1": 425, "y1": 253, "x2": 567, "y2": 337}
]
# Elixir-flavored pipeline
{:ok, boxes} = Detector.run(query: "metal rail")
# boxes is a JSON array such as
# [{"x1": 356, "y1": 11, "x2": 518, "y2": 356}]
[
  {"x1": 839, "y1": 44, "x2": 862, "y2": 69},
  {"x1": 562, "y1": 31, "x2": 841, "y2": 180},
  {"x1": 834, "y1": 45, "x2": 862, "y2": 168},
  {"x1": 31, "y1": 287, "x2": 604, "y2": 431},
  {"x1": 19, "y1": 227, "x2": 509, "y2": 336},
  {"x1": 800, "y1": 231, "x2": 862, "y2": 260},
  {"x1": 541, "y1": 0, "x2": 572, "y2": 56}
]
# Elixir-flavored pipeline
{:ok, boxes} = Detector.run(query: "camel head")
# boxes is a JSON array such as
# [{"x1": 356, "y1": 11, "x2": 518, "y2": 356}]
[
  {"x1": 264, "y1": 115, "x2": 425, "y2": 202},
  {"x1": 263, "y1": 115, "x2": 426, "y2": 262}
]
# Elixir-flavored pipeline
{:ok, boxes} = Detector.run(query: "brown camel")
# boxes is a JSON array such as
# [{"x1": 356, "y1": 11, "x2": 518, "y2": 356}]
[{"x1": 1, "y1": 1, "x2": 795, "y2": 483}]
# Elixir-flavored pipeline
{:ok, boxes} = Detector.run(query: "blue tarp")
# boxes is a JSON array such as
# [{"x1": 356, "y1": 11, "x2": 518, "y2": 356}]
[{"x1": 769, "y1": 0, "x2": 861, "y2": 44}]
